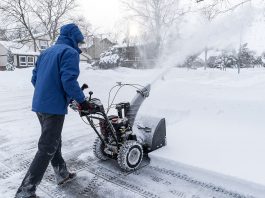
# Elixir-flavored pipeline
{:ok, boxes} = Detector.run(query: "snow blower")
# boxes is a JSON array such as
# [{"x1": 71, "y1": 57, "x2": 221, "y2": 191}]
[{"x1": 70, "y1": 83, "x2": 166, "y2": 171}]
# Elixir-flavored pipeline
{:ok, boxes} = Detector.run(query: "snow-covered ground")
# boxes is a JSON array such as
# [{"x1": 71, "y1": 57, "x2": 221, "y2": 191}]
[
  {"x1": 0, "y1": 64, "x2": 265, "y2": 197},
  {"x1": 140, "y1": 67, "x2": 265, "y2": 186}
]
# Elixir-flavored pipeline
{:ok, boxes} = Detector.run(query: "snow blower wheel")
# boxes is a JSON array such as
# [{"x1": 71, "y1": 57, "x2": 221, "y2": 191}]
[
  {"x1": 93, "y1": 137, "x2": 109, "y2": 161},
  {"x1": 117, "y1": 140, "x2": 143, "y2": 171}
]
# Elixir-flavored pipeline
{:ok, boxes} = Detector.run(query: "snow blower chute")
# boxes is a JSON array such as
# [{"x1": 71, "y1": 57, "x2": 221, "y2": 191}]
[{"x1": 70, "y1": 83, "x2": 166, "y2": 171}]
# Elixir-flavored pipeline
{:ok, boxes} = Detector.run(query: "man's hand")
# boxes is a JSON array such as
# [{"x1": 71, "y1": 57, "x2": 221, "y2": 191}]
[{"x1": 80, "y1": 100, "x2": 90, "y2": 111}]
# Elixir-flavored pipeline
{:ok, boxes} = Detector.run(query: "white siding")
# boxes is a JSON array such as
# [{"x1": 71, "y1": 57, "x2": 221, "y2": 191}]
[
  {"x1": 0, "y1": 44, "x2": 8, "y2": 67},
  {"x1": 13, "y1": 55, "x2": 18, "y2": 67}
]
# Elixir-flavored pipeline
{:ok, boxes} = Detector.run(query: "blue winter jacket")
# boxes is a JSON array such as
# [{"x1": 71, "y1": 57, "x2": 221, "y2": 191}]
[{"x1": 31, "y1": 24, "x2": 86, "y2": 115}]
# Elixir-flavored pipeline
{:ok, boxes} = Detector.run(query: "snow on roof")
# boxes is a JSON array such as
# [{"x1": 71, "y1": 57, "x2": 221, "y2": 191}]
[
  {"x1": 0, "y1": 41, "x2": 39, "y2": 55},
  {"x1": 113, "y1": 43, "x2": 128, "y2": 48}
]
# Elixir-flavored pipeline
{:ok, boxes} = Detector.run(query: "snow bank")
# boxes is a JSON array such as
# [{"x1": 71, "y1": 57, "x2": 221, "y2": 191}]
[
  {"x1": 1, "y1": 66, "x2": 265, "y2": 187},
  {"x1": 140, "y1": 68, "x2": 265, "y2": 186},
  {"x1": 99, "y1": 47, "x2": 120, "y2": 66}
]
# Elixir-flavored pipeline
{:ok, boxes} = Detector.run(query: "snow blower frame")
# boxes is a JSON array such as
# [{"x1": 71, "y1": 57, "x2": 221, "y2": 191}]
[{"x1": 70, "y1": 83, "x2": 166, "y2": 171}]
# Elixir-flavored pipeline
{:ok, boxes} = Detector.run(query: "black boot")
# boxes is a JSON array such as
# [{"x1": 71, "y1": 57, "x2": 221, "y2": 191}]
[
  {"x1": 57, "y1": 172, "x2": 77, "y2": 185},
  {"x1": 15, "y1": 187, "x2": 39, "y2": 198}
]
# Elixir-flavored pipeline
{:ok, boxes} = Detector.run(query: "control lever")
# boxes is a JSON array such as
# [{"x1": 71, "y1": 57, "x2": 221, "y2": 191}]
[
  {"x1": 81, "y1": 83, "x2": 89, "y2": 91},
  {"x1": 89, "y1": 91, "x2": 93, "y2": 101}
]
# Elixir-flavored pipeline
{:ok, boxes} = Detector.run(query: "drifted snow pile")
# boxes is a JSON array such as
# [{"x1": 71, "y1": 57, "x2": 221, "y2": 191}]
[{"x1": 99, "y1": 47, "x2": 121, "y2": 69}]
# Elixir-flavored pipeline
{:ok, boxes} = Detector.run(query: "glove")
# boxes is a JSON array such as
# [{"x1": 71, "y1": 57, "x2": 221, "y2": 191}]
[{"x1": 79, "y1": 100, "x2": 91, "y2": 111}]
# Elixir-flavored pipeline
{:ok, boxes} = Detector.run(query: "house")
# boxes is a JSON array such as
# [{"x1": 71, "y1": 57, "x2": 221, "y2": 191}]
[
  {"x1": 97, "y1": 44, "x2": 158, "y2": 69},
  {"x1": 0, "y1": 41, "x2": 39, "y2": 70},
  {"x1": 13, "y1": 32, "x2": 51, "y2": 52},
  {"x1": 83, "y1": 37, "x2": 115, "y2": 59},
  {"x1": 15, "y1": 32, "x2": 92, "y2": 62},
  {"x1": 0, "y1": 33, "x2": 91, "y2": 70},
  {"x1": 115, "y1": 44, "x2": 157, "y2": 69}
]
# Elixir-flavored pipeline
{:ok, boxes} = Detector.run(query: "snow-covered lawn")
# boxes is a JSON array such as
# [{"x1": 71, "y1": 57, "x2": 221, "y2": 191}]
[
  {"x1": 142, "y1": 67, "x2": 265, "y2": 186},
  {"x1": 0, "y1": 64, "x2": 265, "y2": 191}
]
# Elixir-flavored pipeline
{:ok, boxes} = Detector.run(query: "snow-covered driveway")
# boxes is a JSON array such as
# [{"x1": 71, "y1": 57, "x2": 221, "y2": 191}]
[{"x1": 0, "y1": 66, "x2": 265, "y2": 197}]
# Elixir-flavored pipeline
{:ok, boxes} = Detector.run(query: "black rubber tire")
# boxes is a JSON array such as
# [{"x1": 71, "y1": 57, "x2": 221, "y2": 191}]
[
  {"x1": 93, "y1": 137, "x2": 109, "y2": 161},
  {"x1": 117, "y1": 140, "x2": 143, "y2": 171}
]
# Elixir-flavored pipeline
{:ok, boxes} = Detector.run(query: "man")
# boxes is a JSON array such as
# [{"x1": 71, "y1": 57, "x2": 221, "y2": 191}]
[{"x1": 15, "y1": 23, "x2": 90, "y2": 198}]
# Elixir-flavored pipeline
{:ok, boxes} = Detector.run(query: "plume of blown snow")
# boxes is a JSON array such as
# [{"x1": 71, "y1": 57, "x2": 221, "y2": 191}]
[{"x1": 151, "y1": 3, "x2": 256, "y2": 84}]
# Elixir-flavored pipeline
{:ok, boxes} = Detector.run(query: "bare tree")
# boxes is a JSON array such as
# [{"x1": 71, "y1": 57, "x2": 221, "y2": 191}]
[
  {"x1": 196, "y1": 0, "x2": 251, "y2": 18},
  {"x1": 0, "y1": 28, "x2": 9, "y2": 41},
  {"x1": 199, "y1": 1, "x2": 220, "y2": 70},
  {"x1": 70, "y1": 16, "x2": 93, "y2": 40},
  {"x1": 0, "y1": 0, "x2": 77, "y2": 51},
  {"x1": 197, "y1": 0, "x2": 251, "y2": 71},
  {"x1": 112, "y1": 18, "x2": 138, "y2": 46},
  {"x1": 0, "y1": 0, "x2": 39, "y2": 51},
  {"x1": 123, "y1": 0, "x2": 188, "y2": 57},
  {"x1": 30, "y1": 0, "x2": 76, "y2": 43}
]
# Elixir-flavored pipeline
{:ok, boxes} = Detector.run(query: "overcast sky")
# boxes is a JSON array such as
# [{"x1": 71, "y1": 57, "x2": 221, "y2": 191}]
[
  {"x1": 75, "y1": 0, "x2": 259, "y2": 34},
  {"x1": 74, "y1": 0, "x2": 265, "y2": 53},
  {"x1": 76, "y1": 0, "x2": 125, "y2": 33}
]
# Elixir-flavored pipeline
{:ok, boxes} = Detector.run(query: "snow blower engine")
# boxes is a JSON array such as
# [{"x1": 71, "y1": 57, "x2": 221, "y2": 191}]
[{"x1": 70, "y1": 83, "x2": 166, "y2": 171}]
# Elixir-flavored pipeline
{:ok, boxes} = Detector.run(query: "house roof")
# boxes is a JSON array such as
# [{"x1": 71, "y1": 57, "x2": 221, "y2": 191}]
[
  {"x1": 85, "y1": 37, "x2": 115, "y2": 50},
  {"x1": 0, "y1": 41, "x2": 39, "y2": 55},
  {"x1": 80, "y1": 52, "x2": 92, "y2": 60},
  {"x1": 101, "y1": 38, "x2": 115, "y2": 45}
]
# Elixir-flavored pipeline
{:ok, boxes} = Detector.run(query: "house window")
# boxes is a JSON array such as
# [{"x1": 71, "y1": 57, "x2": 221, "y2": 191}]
[
  {"x1": 19, "y1": 56, "x2": 27, "y2": 67},
  {"x1": 39, "y1": 40, "x2": 48, "y2": 50},
  {"x1": 19, "y1": 56, "x2": 35, "y2": 67},
  {"x1": 27, "y1": 56, "x2": 34, "y2": 66}
]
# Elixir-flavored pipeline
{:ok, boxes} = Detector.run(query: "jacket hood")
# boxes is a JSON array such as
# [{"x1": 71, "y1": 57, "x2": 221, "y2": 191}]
[{"x1": 56, "y1": 23, "x2": 84, "y2": 54}]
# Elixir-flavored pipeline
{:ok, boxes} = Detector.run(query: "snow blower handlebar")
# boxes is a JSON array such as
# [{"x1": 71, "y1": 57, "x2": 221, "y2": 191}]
[{"x1": 69, "y1": 83, "x2": 120, "y2": 147}]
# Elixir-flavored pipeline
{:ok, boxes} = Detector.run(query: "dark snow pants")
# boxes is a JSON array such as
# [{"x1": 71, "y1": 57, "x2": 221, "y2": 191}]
[{"x1": 16, "y1": 113, "x2": 69, "y2": 197}]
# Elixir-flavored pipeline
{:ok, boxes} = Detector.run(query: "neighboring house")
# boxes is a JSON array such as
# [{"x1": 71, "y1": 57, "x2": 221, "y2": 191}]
[
  {"x1": 0, "y1": 33, "x2": 91, "y2": 70},
  {"x1": 83, "y1": 37, "x2": 115, "y2": 59},
  {"x1": 0, "y1": 41, "x2": 39, "y2": 70},
  {"x1": 13, "y1": 33, "x2": 52, "y2": 51},
  {"x1": 18, "y1": 32, "x2": 92, "y2": 62},
  {"x1": 115, "y1": 44, "x2": 157, "y2": 69},
  {"x1": 13, "y1": 32, "x2": 51, "y2": 52},
  {"x1": 98, "y1": 44, "x2": 157, "y2": 69}
]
